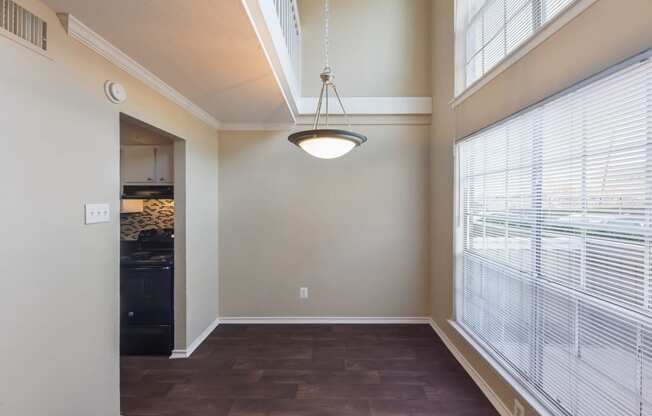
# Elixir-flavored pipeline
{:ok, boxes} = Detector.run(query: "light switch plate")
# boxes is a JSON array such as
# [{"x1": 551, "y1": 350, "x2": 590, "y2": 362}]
[
  {"x1": 85, "y1": 203, "x2": 111, "y2": 224},
  {"x1": 300, "y1": 287, "x2": 309, "y2": 299}
]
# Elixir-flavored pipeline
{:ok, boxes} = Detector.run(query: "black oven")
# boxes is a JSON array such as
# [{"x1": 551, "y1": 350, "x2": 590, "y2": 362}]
[
  {"x1": 120, "y1": 229, "x2": 174, "y2": 356},
  {"x1": 120, "y1": 265, "x2": 173, "y2": 355}
]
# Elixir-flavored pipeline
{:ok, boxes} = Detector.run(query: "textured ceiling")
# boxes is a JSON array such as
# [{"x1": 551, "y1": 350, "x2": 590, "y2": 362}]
[{"x1": 43, "y1": 0, "x2": 292, "y2": 125}]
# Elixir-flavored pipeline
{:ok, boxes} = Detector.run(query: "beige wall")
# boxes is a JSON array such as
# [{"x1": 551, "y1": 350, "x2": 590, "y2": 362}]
[
  {"x1": 120, "y1": 120, "x2": 176, "y2": 145},
  {"x1": 0, "y1": 0, "x2": 219, "y2": 415},
  {"x1": 219, "y1": 126, "x2": 430, "y2": 317},
  {"x1": 430, "y1": 0, "x2": 652, "y2": 415},
  {"x1": 185, "y1": 131, "x2": 219, "y2": 339},
  {"x1": 299, "y1": 0, "x2": 431, "y2": 97}
]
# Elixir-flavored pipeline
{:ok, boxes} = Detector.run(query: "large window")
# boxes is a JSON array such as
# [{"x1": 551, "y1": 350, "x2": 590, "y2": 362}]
[
  {"x1": 455, "y1": 51, "x2": 652, "y2": 416},
  {"x1": 454, "y1": 0, "x2": 574, "y2": 96}
]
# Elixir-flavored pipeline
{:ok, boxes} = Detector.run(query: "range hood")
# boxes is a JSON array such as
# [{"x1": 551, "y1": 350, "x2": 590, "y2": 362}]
[{"x1": 122, "y1": 185, "x2": 173, "y2": 200}]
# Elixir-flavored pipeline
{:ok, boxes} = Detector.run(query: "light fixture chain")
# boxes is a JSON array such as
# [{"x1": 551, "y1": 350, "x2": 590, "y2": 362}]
[
  {"x1": 288, "y1": 0, "x2": 366, "y2": 159},
  {"x1": 324, "y1": 0, "x2": 329, "y2": 69}
]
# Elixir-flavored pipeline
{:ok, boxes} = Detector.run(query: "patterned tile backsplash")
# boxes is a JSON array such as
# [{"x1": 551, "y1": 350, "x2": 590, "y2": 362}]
[{"x1": 121, "y1": 199, "x2": 174, "y2": 240}]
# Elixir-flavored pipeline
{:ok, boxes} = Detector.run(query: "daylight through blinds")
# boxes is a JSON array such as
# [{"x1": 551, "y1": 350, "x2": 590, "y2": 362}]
[
  {"x1": 455, "y1": 0, "x2": 574, "y2": 95},
  {"x1": 455, "y1": 52, "x2": 652, "y2": 416}
]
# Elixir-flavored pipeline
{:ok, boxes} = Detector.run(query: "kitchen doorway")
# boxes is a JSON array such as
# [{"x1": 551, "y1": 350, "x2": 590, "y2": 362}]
[{"x1": 118, "y1": 113, "x2": 187, "y2": 360}]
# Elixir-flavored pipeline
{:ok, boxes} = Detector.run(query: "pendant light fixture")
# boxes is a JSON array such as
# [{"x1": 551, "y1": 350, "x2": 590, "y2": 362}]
[{"x1": 288, "y1": 0, "x2": 367, "y2": 159}]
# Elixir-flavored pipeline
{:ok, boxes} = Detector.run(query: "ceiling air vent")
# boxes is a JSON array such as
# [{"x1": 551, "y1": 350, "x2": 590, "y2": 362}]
[{"x1": 1, "y1": 0, "x2": 47, "y2": 50}]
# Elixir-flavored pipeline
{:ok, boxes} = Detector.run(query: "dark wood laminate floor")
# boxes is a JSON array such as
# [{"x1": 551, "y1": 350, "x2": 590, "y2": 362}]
[{"x1": 121, "y1": 324, "x2": 499, "y2": 416}]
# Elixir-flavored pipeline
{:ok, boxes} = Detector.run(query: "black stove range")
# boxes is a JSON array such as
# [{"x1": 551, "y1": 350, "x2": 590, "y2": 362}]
[{"x1": 120, "y1": 229, "x2": 174, "y2": 356}]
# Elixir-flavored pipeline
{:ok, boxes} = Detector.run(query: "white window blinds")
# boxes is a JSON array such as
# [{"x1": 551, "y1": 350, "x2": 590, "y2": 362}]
[
  {"x1": 454, "y1": 0, "x2": 574, "y2": 96},
  {"x1": 455, "y1": 51, "x2": 652, "y2": 416}
]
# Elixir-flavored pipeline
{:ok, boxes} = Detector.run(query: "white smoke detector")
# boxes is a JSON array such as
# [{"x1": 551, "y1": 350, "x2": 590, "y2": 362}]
[{"x1": 104, "y1": 81, "x2": 127, "y2": 104}]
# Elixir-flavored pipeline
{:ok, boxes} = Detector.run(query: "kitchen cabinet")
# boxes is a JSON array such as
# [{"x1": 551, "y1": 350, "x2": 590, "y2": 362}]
[
  {"x1": 121, "y1": 145, "x2": 173, "y2": 185},
  {"x1": 121, "y1": 146, "x2": 156, "y2": 183},
  {"x1": 154, "y1": 146, "x2": 173, "y2": 184}
]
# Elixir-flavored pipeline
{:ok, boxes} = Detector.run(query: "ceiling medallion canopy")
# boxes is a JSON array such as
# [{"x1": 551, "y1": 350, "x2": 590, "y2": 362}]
[{"x1": 288, "y1": 0, "x2": 367, "y2": 159}]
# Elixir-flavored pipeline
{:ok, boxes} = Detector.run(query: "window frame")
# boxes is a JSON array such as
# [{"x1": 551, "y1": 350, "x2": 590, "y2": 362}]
[
  {"x1": 452, "y1": 0, "x2": 598, "y2": 108},
  {"x1": 452, "y1": 47, "x2": 652, "y2": 416}
]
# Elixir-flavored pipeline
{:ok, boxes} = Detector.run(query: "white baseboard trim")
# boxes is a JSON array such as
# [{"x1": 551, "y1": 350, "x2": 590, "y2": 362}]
[
  {"x1": 219, "y1": 316, "x2": 431, "y2": 324},
  {"x1": 169, "y1": 316, "x2": 220, "y2": 359},
  {"x1": 428, "y1": 319, "x2": 512, "y2": 416},
  {"x1": 167, "y1": 314, "x2": 524, "y2": 415},
  {"x1": 169, "y1": 349, "x2": 188, "y2": 359},
  {"x1": 170, "y1": 316, "x2": 431, "y2": 357}
]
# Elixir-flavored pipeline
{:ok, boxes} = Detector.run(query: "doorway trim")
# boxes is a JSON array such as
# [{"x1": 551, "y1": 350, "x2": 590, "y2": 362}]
[{"x1": 119, "y1": 113, "x2": 188, "y2": 356}]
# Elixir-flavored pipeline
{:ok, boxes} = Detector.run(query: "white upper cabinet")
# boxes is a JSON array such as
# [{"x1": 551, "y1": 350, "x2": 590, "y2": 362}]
[
  {"x1": 121, "y1": 145, "x2": 174, "y2": 185},
  {"x1": 154, "y1": 146, "x2": 173, "y2": 184},
  {"x1": 121, "y1": 146, "x2": 156, "y2": 183}
]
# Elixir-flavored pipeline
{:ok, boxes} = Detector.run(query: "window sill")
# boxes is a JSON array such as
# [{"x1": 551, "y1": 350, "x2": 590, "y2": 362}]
[
  {"x1": 448, "y1": 320, "x2": 556, "y2": 416},
  {"x1": 450, "y1": 0, "x2": 597, "y2": 109}
]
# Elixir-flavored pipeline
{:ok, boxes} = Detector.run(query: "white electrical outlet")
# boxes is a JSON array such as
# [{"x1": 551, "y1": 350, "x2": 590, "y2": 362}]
[
  {"x1": 300, "y1": 287, "x2": 309, "y2": 299},
  {"x1": 513, "y1": 399, "x2": 525, "y2": 416},
  {"x1": 85, "y1": 203, "x2": 111, "y2": 224}
]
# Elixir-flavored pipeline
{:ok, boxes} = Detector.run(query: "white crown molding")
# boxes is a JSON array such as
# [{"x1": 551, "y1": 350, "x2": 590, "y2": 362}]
[
  {"x1": 169, "y1": 316, "x2": 220, "y2": 359},
  {"x1": 219, "y1": 122, "x2": 295, "y2": 131},
  {"x1": 58, "y1": 14, "x2": 220, "y2": 129},
  {"x1": 429, "y1": 319, "x2": 513, "y2": 416},
  {"x1": 59, "y1": 11, "x2": 433, "y2": 129},
  {"x1": 298, "y1": 97, "x2": 432, "y2": 116},
  {"x1": 219, "y1": 316, "x2": 431, "y2": 324}
]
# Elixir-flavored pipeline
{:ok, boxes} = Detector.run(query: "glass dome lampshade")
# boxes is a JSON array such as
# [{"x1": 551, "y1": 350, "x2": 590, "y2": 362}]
[
  {"x1": 288, "y1": 129, "x2": 366, "y2": 159},
  {"x1": 288, "y1": 0, "x2": 367, "y2": 160}
]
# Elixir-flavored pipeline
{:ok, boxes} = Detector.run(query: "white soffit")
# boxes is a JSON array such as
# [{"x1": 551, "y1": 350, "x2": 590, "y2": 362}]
[
  {"x1": 298, "y1": 96, "x2": 432, "y2": 115},
  {"x1": 241, "y1": 0, "x2": 300, "y2": 120},
  {"x1": 240, "y1": 0, "x2": 433, "y2": 119}
]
